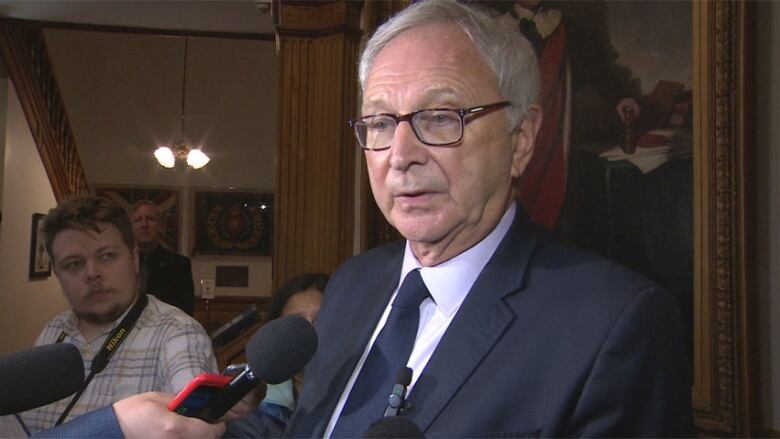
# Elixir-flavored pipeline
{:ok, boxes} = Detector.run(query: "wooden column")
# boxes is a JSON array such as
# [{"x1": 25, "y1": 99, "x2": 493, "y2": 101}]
[{"x1": 272, "y1": 1, "x2": 363, "y2": 290}]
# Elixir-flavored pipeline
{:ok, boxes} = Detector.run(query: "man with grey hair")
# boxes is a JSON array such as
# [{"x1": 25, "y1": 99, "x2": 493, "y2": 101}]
[
  {"x1": 34, "y1": 1, "x2": 692, "y2": 437},
  {"x1": 289, "y1": 0, "x2": 693, "y2": 436},
  {"x1": 131, "y1": 199, "x2": 195, "y2": 315}
]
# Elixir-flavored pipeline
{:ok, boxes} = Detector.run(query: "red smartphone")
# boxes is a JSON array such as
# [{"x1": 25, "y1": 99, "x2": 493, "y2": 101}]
[{"x1": 168, "y1": 373, "x2": 233, "y2": 417}]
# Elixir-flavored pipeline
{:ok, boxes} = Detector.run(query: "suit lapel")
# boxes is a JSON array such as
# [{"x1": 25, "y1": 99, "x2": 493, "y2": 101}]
[
  {"x1": 336, "y1": 252, "x2": 403, "y2": 377},
  {"x1": 409, "y1": 209, "x2": 539, "y2": 431},
  {"x1": 305, "y1": 246, "x2": 405, "y2": 435}
]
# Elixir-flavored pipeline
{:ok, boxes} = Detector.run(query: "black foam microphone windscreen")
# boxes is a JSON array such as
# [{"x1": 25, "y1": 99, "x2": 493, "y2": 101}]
[
  {"x1": 0, "y1": 343, "x2": 84, "y2": 415},
  {"x1": 246, "y1": 314, "x2": 319, "y2": 384},
  {"x1": 364, "y1": 417, "x2": 425, "y2": 438},
  {"x1": 173, "y1": 315, "x2": 319, "y2": 423},
  {"x1": 396, "y1": 367, "x2": 412, "y2": 387}
]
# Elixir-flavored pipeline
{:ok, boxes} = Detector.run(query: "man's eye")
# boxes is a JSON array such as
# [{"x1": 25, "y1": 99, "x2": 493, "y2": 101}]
[
  {"x1": 424, "y1": 112, "x2": 458, "y2": 125},
  {"x1": 99, "y1": 252, "x2": 117, "y2": 261},
  {"x1": 62, "y1": 260, "x2": 84, "y2": 271},
  {"x1": 367, "y1": 118, "x2": 393, "y2": 131}
]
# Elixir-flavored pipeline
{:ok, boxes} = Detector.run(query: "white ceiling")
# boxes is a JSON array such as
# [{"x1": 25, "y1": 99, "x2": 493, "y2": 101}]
[{"x1": 0, "y1": 0, "x2": 275, "y2": 35}]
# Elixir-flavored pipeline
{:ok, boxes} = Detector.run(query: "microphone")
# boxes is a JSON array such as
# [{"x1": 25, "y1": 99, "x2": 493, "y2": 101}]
[
  {"x1": 0, "y1": 344, "x2": 85, "y2": 415},
  {"x1": 364, "y1": 417, "x2": 425, "y2": 438},
  {"x1": 181, "y1": 315, "x2": 318, "y2": 422},
  {"x1": 244, "y1": 314, "x2": 318, "y2": 384},
  {"x1": 383, "y1": 366, "x2": 412, "y2": 417}
]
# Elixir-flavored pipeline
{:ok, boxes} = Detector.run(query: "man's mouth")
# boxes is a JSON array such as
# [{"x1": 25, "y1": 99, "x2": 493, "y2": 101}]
[
  {"x1": 394, "y1": 190, "x2": 437, "y2": 207},
  {"x1": 86, "y1": 288, "x2": 112, "y2": 300}
]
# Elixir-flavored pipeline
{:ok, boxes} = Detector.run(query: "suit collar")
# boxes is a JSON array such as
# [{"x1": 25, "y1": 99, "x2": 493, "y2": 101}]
[
  {"x1": 338, "y1": 246, "x2": 405, "y2": 374},
  {"x1": 307, "y1": 246, "x2": 405, "y2": 435},
  {"x1": 405, "y1": 203, "x2": 519, "y2": 317},
  {"x1": 407, "y1": 206, "x2": 538, "y2": 431},
  {"x1": 142, "y1": 244, "x2": 169, "y2": 263}
]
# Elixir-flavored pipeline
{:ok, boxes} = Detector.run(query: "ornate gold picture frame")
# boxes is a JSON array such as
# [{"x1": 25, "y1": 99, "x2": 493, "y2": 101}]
[{"x1": 691, "y1": 2, "x2": 754, "y2": 435}]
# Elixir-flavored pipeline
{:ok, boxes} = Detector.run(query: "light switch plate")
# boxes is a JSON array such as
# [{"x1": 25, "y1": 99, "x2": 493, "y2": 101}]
[{"x1": 200, "y1": 278, "x2": 215, "y2": 299}]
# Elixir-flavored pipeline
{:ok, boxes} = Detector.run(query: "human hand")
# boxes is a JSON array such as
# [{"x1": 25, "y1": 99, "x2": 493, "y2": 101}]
[
  {"x1": 114, "y1": 392, "x2": 226, "y2": 439},
  {"x1": 616, "y1": 97, "x2": 640, "y2": 123},
  {"x1": 219, "y1": 382, "x2": 267, "y2": 422}
]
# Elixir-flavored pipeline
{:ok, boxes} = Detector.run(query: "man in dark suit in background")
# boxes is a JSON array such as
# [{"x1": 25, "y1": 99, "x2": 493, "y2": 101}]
[
  {"x1": 132, "y1": 200, "x2": 195, "y2": 315},
  {"x1": 288, "y1": 0, "x2": 693, "y2": 437}
]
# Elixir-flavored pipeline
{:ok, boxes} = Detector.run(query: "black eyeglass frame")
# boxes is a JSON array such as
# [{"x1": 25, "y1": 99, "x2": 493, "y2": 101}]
[{"x1": 348, "y1": 100, "x2": 512, "y2": 151}]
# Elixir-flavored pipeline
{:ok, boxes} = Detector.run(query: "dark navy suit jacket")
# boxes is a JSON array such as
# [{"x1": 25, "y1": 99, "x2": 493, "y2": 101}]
[
  {"x1": 141, "y1": 245, "x2": 195, "y2": 315},
  {"x1": 288, "y1": 208, "x2": 693, "y2": 437}
]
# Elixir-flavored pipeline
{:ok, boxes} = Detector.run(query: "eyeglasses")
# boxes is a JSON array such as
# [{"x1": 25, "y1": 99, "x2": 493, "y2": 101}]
[{"x1": 348, "y1": 101, "x2": 511, "y2": 151}]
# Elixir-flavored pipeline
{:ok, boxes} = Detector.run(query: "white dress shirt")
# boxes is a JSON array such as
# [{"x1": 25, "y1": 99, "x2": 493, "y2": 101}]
[{"x1": 324, "y1": 203, "x2": 517, "y2": 437}]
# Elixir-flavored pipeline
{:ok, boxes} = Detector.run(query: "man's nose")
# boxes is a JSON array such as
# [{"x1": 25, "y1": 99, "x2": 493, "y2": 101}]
[
  {"x1": 85, "y1": 259, "x2": 102, "y2": 281},
  {"x1": 389, "y1": 121, "x2": 427, "y2": 170}
]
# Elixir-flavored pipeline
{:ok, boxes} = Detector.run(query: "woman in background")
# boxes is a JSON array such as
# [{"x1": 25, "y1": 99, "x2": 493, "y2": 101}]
[{"x1": 226, "y1": 273, "x2": 329, "y2": 438}]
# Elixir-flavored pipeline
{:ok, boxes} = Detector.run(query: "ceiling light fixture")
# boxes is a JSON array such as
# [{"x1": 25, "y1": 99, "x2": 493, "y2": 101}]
[{"x1": 155, "y1": 37, "x2": 210, "y2": 169}]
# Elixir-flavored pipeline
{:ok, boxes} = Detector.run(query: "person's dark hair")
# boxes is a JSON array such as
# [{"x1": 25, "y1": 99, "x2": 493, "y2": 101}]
[
  {"x1": 266, "y1": 273, "x2": 330, "y2": 321},
  {"x1": 41, "y1": 195, "x2": 135, "y2": 259}
]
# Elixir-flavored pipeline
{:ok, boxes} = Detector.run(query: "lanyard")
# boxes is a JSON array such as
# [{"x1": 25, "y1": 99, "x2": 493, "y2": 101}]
[{"x1": 54, "y1": 294, "x2": 148, "y2": 426}]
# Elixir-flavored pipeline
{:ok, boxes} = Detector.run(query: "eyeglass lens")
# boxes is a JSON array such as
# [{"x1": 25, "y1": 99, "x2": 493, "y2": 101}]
[{"x1": 355, "y1": 109, "x2": 464, "y2": 150}]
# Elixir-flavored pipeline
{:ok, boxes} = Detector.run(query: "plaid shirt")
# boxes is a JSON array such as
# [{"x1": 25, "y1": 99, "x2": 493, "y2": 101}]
[{"x1": 20, "y1": 295, "x2": 217, "y2": 433}]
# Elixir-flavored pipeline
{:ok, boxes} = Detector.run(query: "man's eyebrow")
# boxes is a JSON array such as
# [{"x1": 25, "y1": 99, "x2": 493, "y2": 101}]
[
  {"x1": 56, "y1": 252, "x2": 84, "y2": 266},
  {"x1": 58, "y1": 253, "x2": 81, "y2": 261},
  {"x1": 362, "y1": 88, "x2": 462, "y2": 114},
  {"x1": 96, "y1": 244, "x2": 121, "y2": 253}
]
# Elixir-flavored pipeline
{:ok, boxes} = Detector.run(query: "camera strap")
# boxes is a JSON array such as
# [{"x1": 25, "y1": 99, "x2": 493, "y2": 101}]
[{"x1": 54, "y1": 293, "x2": 148, "y2": 426}]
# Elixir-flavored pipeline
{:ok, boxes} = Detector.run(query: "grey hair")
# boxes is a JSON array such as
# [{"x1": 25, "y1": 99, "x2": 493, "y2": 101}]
[{"x1": 358, "y1": 0, "x2": 539, "y2": 129}]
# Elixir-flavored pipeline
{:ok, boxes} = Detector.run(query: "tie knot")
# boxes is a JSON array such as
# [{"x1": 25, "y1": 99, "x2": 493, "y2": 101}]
[{"x1": 392, "y1": 269, "x2": 429, "y2": 310}]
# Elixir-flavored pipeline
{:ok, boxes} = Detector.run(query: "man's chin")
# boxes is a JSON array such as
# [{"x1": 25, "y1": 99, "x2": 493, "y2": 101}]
[
  {"x1": 75, "y1": 305, "x2": 126, "y2": 325},
  {"x1": 391, "y1": 214, "x2": 448, "y2": 242}
]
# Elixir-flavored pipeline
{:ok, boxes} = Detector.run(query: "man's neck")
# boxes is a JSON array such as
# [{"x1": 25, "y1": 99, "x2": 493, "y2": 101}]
[
  {"x1": 139, "y1": 241, "x2": 160, "y2": 256},
  {"x1": 77, "y1": 319, "x2": 114, "y2": 343},
  {"x1": 411, "y1": 197, "x2": 515, "y2": 267}
]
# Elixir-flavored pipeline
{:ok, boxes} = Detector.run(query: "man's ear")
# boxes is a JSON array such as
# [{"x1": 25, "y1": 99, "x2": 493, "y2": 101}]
[{"x1": 510, "y1": 104, "x2": 542, "y2": 178}]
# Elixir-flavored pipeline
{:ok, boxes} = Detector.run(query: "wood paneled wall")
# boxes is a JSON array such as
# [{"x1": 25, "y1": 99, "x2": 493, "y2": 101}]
[{"x1": 272, "y1": 1, "x2": 363, "y2": 290}]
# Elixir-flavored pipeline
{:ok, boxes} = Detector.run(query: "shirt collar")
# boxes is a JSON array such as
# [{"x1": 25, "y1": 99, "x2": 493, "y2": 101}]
[{"x1": 400, "y1": 203, "x2": 516, "y2": 317}]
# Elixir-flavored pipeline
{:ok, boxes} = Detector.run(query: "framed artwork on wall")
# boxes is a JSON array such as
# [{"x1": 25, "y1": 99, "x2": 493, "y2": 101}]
[
  {"x1": 194, "y1": 191, "x2": 273, "y2": 256},
  {"x1": 29, "y1": 213, "x2": 51, "y2": 279},
  {"x1": 95, "y1": 187, "x2": 180, "y2": 251}
]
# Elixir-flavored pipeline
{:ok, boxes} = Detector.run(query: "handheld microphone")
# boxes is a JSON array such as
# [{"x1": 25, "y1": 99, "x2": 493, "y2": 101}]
[
  {"x1": 364, "y1": 417, "x2": 425, "y2": 438},
  {"x1": 383, "y1": 366, "x2": 412, "y2": 417},
  {"x1": 0, "y1": 344, "x2": 85, "y2": 415},
  {"x1": 170, "y1": 315, "x2": 318, "y2": 422}
]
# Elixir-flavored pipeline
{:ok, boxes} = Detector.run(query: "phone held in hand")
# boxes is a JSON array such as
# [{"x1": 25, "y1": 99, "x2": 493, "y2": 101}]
[{"x1": 168, "y1": 373, "x2": 233, "y2": 418}]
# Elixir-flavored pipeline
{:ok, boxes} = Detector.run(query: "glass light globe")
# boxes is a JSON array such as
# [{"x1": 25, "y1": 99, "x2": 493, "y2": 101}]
[
  {"x1": 186, "y1": 149, "x2": 211, "y2": 169},
  {"x1": 154, "y1": 146, "x2": 175, "y2": 168}
]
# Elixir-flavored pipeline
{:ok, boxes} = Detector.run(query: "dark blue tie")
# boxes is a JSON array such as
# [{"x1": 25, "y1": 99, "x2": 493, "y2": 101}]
[{"x1": 331, "y1": 269, "x2": 430, "y2": 437}]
